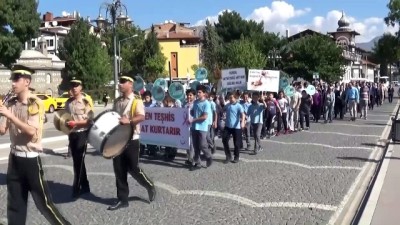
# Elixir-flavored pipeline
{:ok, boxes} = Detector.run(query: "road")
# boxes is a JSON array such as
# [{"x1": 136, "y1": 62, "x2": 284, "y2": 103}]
[
  {"x1": 0, "y1": 105, "x2": 111, "y2": 145},
  {"x1": 0, "y1": 100, "x2": 397, "y2": 225}
]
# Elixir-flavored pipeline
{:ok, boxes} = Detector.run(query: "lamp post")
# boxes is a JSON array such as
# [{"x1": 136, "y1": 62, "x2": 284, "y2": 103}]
[
  {"x1": 95, "y1": 0, "x2": 132, "y2": 98},
  {"x1": 118, "y1": 34, "x2": 138, "y2": 74},
  {"x1": 268, "y1": 48, "x2": 282, "y2": 69}
]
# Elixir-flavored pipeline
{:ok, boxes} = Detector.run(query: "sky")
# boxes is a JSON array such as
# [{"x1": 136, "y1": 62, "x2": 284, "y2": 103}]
[{"x1": 37, "y1": 0, "x2": 397, "y2": 43}]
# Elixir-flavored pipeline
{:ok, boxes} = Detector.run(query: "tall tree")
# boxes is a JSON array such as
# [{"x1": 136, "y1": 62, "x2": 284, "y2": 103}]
[
  {"x1": 137, "y1": 25, "x2": 166, "y2": 82},
  {"x1": 0, "y1": 0, "x2": 41, "y2": 67},
  {"x1": 372, "y1": 33, "x2": 400, "y2": 81},
  {"x1": 223, "y1": 36, "x2": 267, "y2": 69},
  {"x1": 385, "y1": 0, "x2": 400, "y2": 30},
  {"x1": 215, "y1": 11, "x2": 264, "y2": 43},
  {"x1": 58, "y1": 19, "x2": 112, "y2": 90},
  {"x1": 282, "y1": 35, "x2": 345, "y2": 82},
  {"x1": 102, "y1": 24, "x2": 143, "y2": 74},
  {"x1": 201, "y1": 19, "x2": 223, "y2": 83}
]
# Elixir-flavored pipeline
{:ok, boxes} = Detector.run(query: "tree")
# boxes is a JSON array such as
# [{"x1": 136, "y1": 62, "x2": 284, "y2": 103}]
[
  {"x1": 137, "y1": 25, "x2": 166, "y2": 82},
  {"x1": 0, "y1": 0, "x2": 41, "y2": 67},
  {"x1": 373, "y1": 33, "x2": 400, "y2": 81},
  {"x1": 58, "y1": 19, "x2": 112, "y2": 90},
  {"x1": 385, "y1": 0, "x2": 400, "y2": 30},
  {"x1": 282, "y1": 35, "x2": 345, "y2": 82},
  {"x1": 223, "y1": 36, "x2": 267, "y2": 69},
  {"x1": 201, "y1": 20, "x2": 223, "y2": 83},
  {"x1": 215, "y1": 11, "x2": 264, "y2": 43}
]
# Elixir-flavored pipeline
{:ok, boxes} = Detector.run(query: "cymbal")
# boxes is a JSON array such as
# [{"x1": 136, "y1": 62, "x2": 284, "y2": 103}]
[{"x1": 53, "y1": 110, "x2": 73, "y2": 135}]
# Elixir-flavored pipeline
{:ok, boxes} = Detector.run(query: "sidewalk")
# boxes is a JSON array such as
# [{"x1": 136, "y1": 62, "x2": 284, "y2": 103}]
[{"x1": 359, "y1": 136, "x2": 400, "y2": 224}]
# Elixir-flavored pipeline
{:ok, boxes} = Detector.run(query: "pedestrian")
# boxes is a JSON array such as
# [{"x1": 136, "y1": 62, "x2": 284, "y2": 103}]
[
  {"x1": 299, "y1": 90, "x2": 312, "y2": 131},
  {"x1": 64, "y1": 77, "x2": 92, "y2": 198},
  {"x1": 0, "y1": 65, "x2": 71, "y2": 225},
  {"x1": 189, "y1": 85, "x2": 213, "y2": 170},
  {"x1": 277, "y1": 91, "x2": 289, "y2": 134},
  {"x1": 247, "y1": 92, "x2": 266, "y2": 154},
  {"x1": 345, "y1": 82, "x2": 359, "y2": 121},
  {"x1": 222, "y1": 92, "x2": 245, "y2": 163},
  {"x1": 102, "y1": 92, "x2": 109, "y2": 107},
  {"x1": 240, "y1": 92, "x2": 251, "y2": 150},
  {"x1": 324, "y1": 87, "x2": 335, "y2": 123},
  {"x1": 388, "y1": 85, "x2": 394, "y2": 103},
  {"x1": 359, "y1": 82, "x2": 369, "y2": 119},
  {"x1": 183, "y1": 89, "x2": 196, "y2": 166},
  {"x1": 108, "y1": 73, "x2": 156, "y2": 210}
]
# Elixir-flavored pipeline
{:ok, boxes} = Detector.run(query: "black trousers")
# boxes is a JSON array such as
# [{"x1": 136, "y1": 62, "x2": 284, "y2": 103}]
[
  {"x1": 299, "y1": 112, "x2": 310, "y2": 129},
  {"x1": 389, "y1": 94, "x2": 394, "y2": 103},
  {"x1": 112, "y1": 139, "x2": 154, "y2": 202},
  {"x1": 7, "y1": 154, "x2": 71, "y2": 225},
  {"x1": 68, "y1": 131, "x2": 89, "y2": 192},
  {"x1": 222, "y1": 127, "x2": 242, "y2": 159}
]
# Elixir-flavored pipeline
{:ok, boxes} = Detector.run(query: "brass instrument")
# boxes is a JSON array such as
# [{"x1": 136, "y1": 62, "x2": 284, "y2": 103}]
[{"x1": 0, "y1": 90, "x2": 14, "y2": 107}]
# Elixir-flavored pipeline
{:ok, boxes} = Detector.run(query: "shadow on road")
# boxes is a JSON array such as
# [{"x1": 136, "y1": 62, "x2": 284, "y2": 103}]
[
  {"x1": 337, "y1": 156, "x2": 380, "y2": 163},
  {"x1": 361, "y1": 143, "x2": 386, "y2": 148}
]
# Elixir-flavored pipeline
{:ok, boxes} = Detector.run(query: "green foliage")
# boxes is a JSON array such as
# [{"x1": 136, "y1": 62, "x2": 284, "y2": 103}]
[
  {"x1": 373, "y1": 33, "x2": 400, "y2": 78},
  {"x1": 202, "y1": 20, "x2": 223, "y2": 83},
  {"x1": 58, "y1": 19, "x2": 112, "y2": 90},
  {"x1": 282, "y1": 35, "x2": 345, "y2": 83},
  {"x1": 223, "y1": 36, "x2": 267, "y2": 69},
  {"x1": 139, "y1": 25, "x2": 167, "y2": 82},
  {"x1": 215, "y1": 11, "x2": 264, "y2": 43},
  {"x1": 0, "y1": 0, "x2": 40, "y2": 67},
  {"x1": 385, "y1": 0, "x2": 400, "y2": 28}
]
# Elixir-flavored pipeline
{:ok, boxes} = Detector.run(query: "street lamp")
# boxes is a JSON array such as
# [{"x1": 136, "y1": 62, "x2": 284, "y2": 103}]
[
  {"x1": 95, "y1": 0, "x2": 129, "y2": 98},
  {"x1": 268, "y1": 48, "x2": 282, "y2": 69},
  {"x1": 118, "y1": 34, "x2": 138, "y2": 74}
]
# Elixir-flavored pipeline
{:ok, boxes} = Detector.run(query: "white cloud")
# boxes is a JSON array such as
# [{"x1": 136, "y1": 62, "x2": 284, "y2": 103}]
[
  {"x1": 61, "y1": 11, "x2": 71, "y2": 17},
  {"x1": 194, "y1": 9, "x2": 232, "y2": 26},
  {"x1": 194, "y1": 1, "x2": 398, "y2": 43}
]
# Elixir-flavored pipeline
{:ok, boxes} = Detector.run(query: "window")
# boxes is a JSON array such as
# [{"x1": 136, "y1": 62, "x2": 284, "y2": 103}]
[
  {"x1": 50, "y1": 40, "x2": 54, "y2": 47},
  {"x1": 31, "y1": 40, "x2": 36, "y2": 48},
  {"x1": 46, "y1": 40, "x2": 49, "y2": 46},
  {"x1": 46, "y1": 73, "x2": 51, "y2": 84}
]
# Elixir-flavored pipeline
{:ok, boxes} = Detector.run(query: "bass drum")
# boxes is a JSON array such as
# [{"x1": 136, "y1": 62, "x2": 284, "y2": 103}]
[{"x1": 88, "y1": 110, "x2": 133, "y2": 159}]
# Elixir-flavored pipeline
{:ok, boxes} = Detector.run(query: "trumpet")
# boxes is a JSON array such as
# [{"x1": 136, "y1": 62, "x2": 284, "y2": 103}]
[{"x1": 0, "y1": 90, "x2": 14, "y2": 107}]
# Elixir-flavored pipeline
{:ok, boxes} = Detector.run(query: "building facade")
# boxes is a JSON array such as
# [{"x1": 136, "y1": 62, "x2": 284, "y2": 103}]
[
  {"x1": 0, "y1": 37, "x2": 65, "y2": 96},
  {"x1": 147, "y1": 22, "x2": 201, "y2": 79},
  {"x1": 288, "y1": 11, "x2": 378, "y2": 83}
]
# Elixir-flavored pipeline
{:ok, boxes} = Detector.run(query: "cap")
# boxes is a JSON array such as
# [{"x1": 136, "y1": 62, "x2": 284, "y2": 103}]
[
  {"x1": 10, "y1": 64, "x2": 35, "y2": 80},
  {"x1": 70, "y1": 77, "x2": 82, "y2": 85},
  {"x1": 118, "y1": 73, "x2": 136, "y2": 82}
]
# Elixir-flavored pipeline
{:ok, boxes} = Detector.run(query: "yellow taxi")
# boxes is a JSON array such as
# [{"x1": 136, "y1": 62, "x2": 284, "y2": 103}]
[
  {"x1": 35, "y1": 94, "x2": 58, "y2": 113},
  {"x1": 55, "y1": 92, "x2": 94, "y2": 109}
]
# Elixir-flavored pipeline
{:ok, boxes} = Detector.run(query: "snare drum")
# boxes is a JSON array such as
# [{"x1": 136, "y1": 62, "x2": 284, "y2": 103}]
[{"x1": 88, "y1": 110, "x2": 133, "y2": 159}]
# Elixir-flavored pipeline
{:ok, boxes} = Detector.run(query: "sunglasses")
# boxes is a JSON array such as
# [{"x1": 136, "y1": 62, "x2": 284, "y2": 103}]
[
  {"x1": 70, "y1": 83, "x2": 81, "y2": 88},
  {"x1": 119, "y1": 78, "x2": 130, "y2": 84},
  {"x1": 10, "y1": 74, "x2": 28, "y2": 82}
]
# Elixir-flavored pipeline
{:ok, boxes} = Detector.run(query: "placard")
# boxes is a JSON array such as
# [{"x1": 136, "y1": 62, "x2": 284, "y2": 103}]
[
  {"x1": 140, "y1": 107, "x2": 191, "y2": 149},
  {"x1": 247, "y1": 70, "x2": 280, "y2": 92},
  {"x1": 221, "y1": 68, "x2": 246, "y2": 89}
]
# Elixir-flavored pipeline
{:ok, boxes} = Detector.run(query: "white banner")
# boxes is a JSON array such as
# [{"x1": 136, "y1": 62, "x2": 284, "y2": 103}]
[
  {"x1": 247, "y1": 70, "x2": 280, "y2": 92},
  {"x1": 140, "y1": 107, "x2": 190, "y2": 149},
  {"x1": 221, "y1": 68, "x2": 247, "y2": 89}
]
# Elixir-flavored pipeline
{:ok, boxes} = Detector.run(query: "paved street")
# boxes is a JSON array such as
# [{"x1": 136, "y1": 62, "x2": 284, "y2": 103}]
[{"x1": 0, "y1": 100, "x2": 397, "y2": 225}]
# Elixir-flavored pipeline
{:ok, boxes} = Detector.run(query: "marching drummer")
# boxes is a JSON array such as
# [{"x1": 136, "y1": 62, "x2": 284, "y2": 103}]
[
  {"x1": 108, "y1": 73, "x2": 156, "y2": 211},
  {"x1": 64, "y1": 77, "x2": 92, "y2": 198},
  {"x1": 0, "y1": 65, "x2": 71, "y2": 224}
]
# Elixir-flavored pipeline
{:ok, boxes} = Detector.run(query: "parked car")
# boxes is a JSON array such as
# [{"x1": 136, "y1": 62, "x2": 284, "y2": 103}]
[
  {"x1": 55, "y1": 92, "x2": 94, "y2": 109},
  {"x1": 35, "y1": 94, "x2": 57, "y2": 113}
]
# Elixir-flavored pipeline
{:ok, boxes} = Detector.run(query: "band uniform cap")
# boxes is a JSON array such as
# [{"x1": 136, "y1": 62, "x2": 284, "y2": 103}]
[
  {"x1": 70, "y1": 77, "x2": 82, "y2": 84},
  {"x1": 118, "y1": 73, "x2": 136, "y2": 82},
  {"x1": 11, "y1": 64, "x2": 35, "y2": 78}
]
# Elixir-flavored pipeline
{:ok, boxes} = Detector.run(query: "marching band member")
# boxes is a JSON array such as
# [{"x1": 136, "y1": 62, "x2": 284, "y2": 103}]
[
  {"x1": 108, "y1": 73, "x2": 156, "y2": 211},
  {"x1": 189, "y1": 85, "x2": 213, "y2": 171},
  {"x1": 0, "y1": 65, "x2": 71, "y2": 225},
  {"x1": 64, "y1": 78, "x2": 92, "y2": 198},
  {"x1": 222, "y1": 92, "x2": 245, "y2": 163}
]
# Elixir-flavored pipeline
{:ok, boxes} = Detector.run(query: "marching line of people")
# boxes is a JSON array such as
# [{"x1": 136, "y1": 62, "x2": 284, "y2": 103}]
[{"x1": 140, "y1": 80, "x2": 394, "y2": 166}]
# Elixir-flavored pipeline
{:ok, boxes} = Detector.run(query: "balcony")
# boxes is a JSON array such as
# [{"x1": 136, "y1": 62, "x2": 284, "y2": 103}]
[{"x1": 342, "y1": 50, "x2": 361, "y2": 62}]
